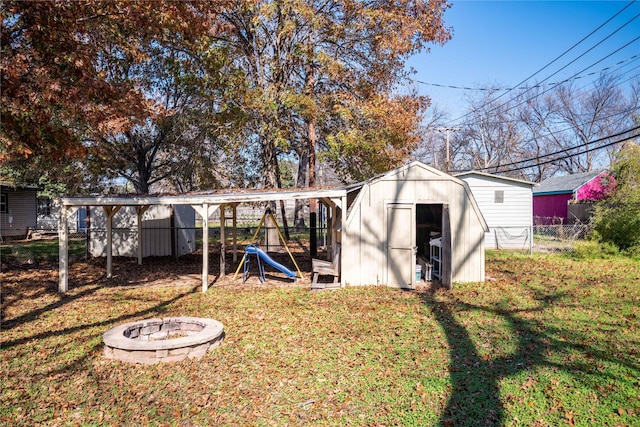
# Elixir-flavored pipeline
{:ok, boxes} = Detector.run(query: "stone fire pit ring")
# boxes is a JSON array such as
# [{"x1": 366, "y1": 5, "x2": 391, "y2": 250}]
[{"x1": 103, "y1": 317, "x2": 224, "y2": 364}]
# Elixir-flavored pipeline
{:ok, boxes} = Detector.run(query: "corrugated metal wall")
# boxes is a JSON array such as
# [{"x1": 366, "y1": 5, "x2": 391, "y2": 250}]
[
  {"x1": 460, "y1": 175, "x2": 533, "y2": 250},
  {"x1": 88, "y1": 205, "x2": 195, "y2": 257}
]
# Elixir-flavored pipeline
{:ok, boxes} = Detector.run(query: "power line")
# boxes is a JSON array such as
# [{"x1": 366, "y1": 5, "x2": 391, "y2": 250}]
[
  {"x1": 458, "y1": 22, "x2": 640, "y2": 127},
  {"x1": 444, "y1": 1, "x2": 640, "y2": 126},
  {"x1": 497, "y1": 36, "x2": 640, "y2": 119},
  {"x1": 475, "y1": 124, "x2": 640, "y2": 174},
  {"x1": 408, "y1": 53, "x2": 640, "y2": 92}
]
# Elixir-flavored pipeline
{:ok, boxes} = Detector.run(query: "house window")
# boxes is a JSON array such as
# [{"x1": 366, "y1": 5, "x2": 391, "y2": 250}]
[
  {"x1": 494, "y1": 190, "x2": 504, "y2": 204},
  {"x1": 38, "y1": 198, "x2": 52, "y2": 216},
  {"x1": 0, "y1": 193, "x2": 7, "y2": 213}
]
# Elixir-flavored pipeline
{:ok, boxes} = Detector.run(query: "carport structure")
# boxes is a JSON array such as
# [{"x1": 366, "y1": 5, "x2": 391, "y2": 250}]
[{"x1": 57, "y1": 188, "x2": 347, "y2": 293}]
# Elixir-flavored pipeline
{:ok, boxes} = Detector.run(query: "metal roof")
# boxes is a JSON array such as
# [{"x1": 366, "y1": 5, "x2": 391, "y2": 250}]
[
  {"x1": 533, "y1": 170, "x2": 606, "y2": 195},
  {"x1": 454, "y1": 171, "x2": 537, "y2": 186},
  {"x1": 59, "y1": 186, "x2": 347, "y2": 207}
]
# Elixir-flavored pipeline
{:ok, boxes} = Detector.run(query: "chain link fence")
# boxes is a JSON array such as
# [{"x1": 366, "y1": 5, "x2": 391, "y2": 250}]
[{"x1": 532, "y1": 224, "x2": 591, "y2": 252}]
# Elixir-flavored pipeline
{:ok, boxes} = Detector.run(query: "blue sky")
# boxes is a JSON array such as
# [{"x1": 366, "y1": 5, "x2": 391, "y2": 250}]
[{"x1": 405, "y1": 0, "x2": 640, "y2": 123}]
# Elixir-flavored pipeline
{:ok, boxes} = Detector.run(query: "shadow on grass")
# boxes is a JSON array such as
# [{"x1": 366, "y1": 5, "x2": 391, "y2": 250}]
[
  {"x1": 422, "y1": 280, "x2": 640, "y2": 427},
  {"x1": 418, "y1": 285, "x2": 625, "y2": 427}
]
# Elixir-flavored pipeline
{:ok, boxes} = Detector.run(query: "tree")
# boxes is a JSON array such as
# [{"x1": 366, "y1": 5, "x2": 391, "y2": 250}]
[
  {"x1": 592, "y1": 143, "x2": 640, "y2": 252},
  {"x1": 450, "y1": 86, "x2": 524, "y2": 176},
  {"x1": 215, "y1": 0, "x2": 451, "y2": 186},
  {"x1": 411, "y1": 102, "x2": 449, "y2": 168},
  {"x1": 322, "y1": 91, "x2": 429, "y2": 181},
  {"x1": 517, "y1": 74, "x2": 636, "y2": 178},
  {"x1": 1, "y1": 0, "x2": 224, "y2": 161}
]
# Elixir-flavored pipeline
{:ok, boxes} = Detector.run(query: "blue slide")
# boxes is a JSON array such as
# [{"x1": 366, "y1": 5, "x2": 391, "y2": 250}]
[{"x1": 245, "y1": 245, "x2": 297, "y2": 280}]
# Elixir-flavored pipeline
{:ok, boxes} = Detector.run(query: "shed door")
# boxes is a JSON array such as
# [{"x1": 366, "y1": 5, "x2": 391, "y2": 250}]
[{"x1": 387, "y1": 204, "x2": 415, "y2": 289}]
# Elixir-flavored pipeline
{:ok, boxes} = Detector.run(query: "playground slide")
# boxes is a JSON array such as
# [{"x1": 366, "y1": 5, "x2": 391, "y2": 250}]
[{"x1": 245, "y1": 246, "x2": 297, "y2": 278}]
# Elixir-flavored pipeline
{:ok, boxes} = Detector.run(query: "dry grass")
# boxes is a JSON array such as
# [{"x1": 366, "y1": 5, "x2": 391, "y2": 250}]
[{"x1": 1, "y1": 249, "x2": 639, "y2": 426}]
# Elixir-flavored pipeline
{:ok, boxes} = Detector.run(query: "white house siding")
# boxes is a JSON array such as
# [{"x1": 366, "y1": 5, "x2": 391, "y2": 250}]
[
  {"x1": 0, "y1": 188, "x2": 37, "y2": 238},
  {"x1": 343, "y1": 162, "x2": 487, "y2": 288},
  {"x1": 89, "y1": 205, "x2": 195, "y2": 257},
  {"x1": 457, "y1": 173, "x2": 534, "y2": 250}
]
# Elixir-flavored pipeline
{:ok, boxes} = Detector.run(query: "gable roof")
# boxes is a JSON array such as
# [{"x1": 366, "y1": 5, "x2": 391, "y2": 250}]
[
  {"x1": 345, "y1": 161, "x2": 489, "y2": 231},
  {"x1": 454, "y1": 171, "x2": 536, "y2": 187},
  {"x1": 533, "y1": 170, "x2": 606, "y2": 195}
]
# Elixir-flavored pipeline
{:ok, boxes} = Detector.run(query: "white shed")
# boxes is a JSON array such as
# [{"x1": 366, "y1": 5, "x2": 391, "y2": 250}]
[
  {"x1": 456, "y1": 171, "x2": 535, "y2": 251},
  {"x1": 88, "y1": 205, "x2": 195, "y2": 258},
  {"x1": 343, "y1": 162, "x2": 488, "y2": 289}
]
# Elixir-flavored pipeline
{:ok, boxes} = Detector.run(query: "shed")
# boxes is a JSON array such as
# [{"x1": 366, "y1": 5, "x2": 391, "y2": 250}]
[
  {"x1": 456, "y1": 171, "x2": 535, "y2": 251},
  {"x1": 533, "y1": 170, "x2": 611, "y2": 224},
  {"x1": 0, "y1": 182, "x2": 38, "y2": 239},
  {"x1": 342, "y1": 162, "x2": 488, "y2": 289},
  {"x1": 37, "y1": 198, "x2": 87, "y2": 232},
  {"x1": 56, "y1": 163, "x2": 487, "y2": 293},
  {"x1": 87, "y1": 205, "x2": 195, "y2": 258}
]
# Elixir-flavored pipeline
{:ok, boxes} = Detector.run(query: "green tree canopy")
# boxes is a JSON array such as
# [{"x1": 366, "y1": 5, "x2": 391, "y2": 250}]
[{"x1": 592, "y1": 143, "x2": 640, "y2": 252}]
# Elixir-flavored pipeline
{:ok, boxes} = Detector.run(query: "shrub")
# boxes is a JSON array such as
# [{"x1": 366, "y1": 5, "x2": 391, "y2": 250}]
[
  {"x1": 571, "y1": 240, "x2": 619, "y2": 259},
  {"x1": 591, "y1": 145, "x2": 640, "y2": 251}
]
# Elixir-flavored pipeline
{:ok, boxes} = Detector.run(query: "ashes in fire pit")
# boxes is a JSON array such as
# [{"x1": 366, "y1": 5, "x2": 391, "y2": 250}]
[{"x1": 103, "y1": 317, "x2": 224, "y2": 364}]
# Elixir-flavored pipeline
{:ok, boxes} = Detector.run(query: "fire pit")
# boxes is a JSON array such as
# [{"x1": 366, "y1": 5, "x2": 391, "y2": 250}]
[{"x1": 103, "y1": 317, "x2": 224, "y2": 364}]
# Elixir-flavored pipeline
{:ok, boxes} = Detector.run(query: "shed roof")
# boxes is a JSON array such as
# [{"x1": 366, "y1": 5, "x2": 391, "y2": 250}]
[
  {"x1": 454, "y1": 171, "x2": 537, "y2": 186},
  {"x1": 533, "y1": 170, "x2": 606, "y2": 195},
  {"x1": 346, "y1": 161, "x2": 489, "y2": 231},
  {"x1": 60, "y1": 186, "x2": 347, "y2": 207}
]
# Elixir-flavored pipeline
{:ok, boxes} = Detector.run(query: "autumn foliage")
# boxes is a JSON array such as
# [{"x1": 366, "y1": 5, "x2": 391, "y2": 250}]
[
  {"x1": 1, "y1": 0, "x2": 225, "y2": 161},
  {"x1": 2, "y1": 0, "x2": 451, "y2": 190}
]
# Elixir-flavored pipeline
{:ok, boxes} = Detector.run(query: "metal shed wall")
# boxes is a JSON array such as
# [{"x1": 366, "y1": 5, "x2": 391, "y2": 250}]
[
  {"x1": 343, "y1": 162, "x2": 487, "y2": 287},
  {"x1": 89, "y1": 205, "x2": 195, "y2": 257},
  {"x1": 458, "y1": 174, "x2": 534, "y2": 250}
]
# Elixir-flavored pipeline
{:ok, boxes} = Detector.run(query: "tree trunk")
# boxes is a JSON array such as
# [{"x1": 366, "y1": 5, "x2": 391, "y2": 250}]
[
  {"x1": 306, "y1": 59, "x2": 317, "y2": 257},
  {"x1": 294, "y1": 147, "x2": 309, "y2": 232},
  {"x1": 308, "y1": 114, "x2": 317, "y2": 257}
]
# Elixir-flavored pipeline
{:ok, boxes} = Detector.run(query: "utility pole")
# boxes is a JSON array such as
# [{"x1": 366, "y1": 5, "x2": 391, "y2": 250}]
[{"x1": 435, "y1": 127, "x2": 460, "y2": 172}]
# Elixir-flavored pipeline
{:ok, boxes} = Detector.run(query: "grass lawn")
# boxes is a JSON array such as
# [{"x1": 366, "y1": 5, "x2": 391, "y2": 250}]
[
  {"x1": 1, "y1": 238, "x2": 86, "y2": 265},
  {"x1": 1, "y1": 251, "x2": 639, "y2": 426}
]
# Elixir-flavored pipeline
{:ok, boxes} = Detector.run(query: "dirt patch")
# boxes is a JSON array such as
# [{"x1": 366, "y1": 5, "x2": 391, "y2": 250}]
[{"x1": 1, "y1": 241, "x2": 331, "y2": 292}]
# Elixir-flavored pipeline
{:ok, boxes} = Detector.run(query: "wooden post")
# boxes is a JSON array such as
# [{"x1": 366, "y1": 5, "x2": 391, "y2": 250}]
[
  {"x1": 136, "y1": 205, "x2": 150, "y2": 265},
  {"x1": 193, "y1": 203, "x2": 219, "y2": 293},
  {"x1": 103, "y1": 206, "x2": 121, "y2": 278},
  {"x1": 58, "y1": 205, "x2": 79, "y2": 293},
  {"x1": 58, "y1": 206, "x2": 69, "y2": 293},
  {"x1": 232, "y1": 203, "x2": 238, "y2": 263},
  {"x1": 202, "y1": 203, "x2": 209, "y2": 292},
  {"x1": 341, "y1": 195, "x2": 347, "y2": 288}
]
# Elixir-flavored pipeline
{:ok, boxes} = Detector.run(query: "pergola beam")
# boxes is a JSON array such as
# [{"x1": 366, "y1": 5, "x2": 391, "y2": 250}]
[{"x1": 57, "y1": 187, "x2": 350, "y2": 293}]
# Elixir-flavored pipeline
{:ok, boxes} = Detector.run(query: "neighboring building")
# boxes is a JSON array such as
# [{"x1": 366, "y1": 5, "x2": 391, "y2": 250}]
[
  {"x1": 533, "y1": 170, "x2": 614, "y2": 224},
  {"x1": 0, "y1": 182, "x2": 38, "y2": 240},
  {"x1": 88, "y1": 205, "x2": 196, "y2": 258},
  {"x1": 343, "y1": 161, "x2": 488, "y2": 289},
  {"x1": 456, "y1": 171, "x2": 536, "y2": 251}
]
